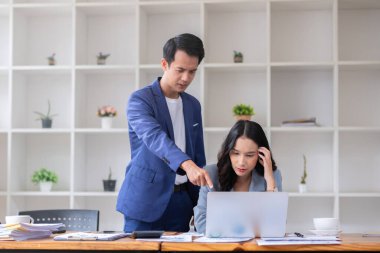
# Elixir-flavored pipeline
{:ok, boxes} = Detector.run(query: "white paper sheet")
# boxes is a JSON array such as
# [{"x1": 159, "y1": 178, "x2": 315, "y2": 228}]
[{"x1": 194, "y1": 237, "x2": 253, "y2": 243}]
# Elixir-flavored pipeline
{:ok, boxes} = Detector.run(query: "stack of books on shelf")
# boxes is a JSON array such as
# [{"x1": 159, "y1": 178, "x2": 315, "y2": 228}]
[
  {"x1": 281, "y1": 117, "x2": 320, "y2": 127},
  {"x1": 0, "y1": 223, "x2": 65, "y2": 241}
]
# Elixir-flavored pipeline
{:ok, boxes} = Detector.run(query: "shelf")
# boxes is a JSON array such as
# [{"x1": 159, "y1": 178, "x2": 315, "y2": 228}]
[
  {"x1": 339, "y1": 193, "x2": 380, "y2": 197},
  {"x1": 10, "y1": 191, "x2": 70, "y2": 196},
  {"x1": 76, "y1": 4, "x2": 136, "y2": 65},
  {"x1": 10, "y1": 133, "x2": 71, "y2": 192},
  {"x1": 339, "y1": 132, "x2": 380, "y2": 193},
  {"x1": 13, "y1": 5, "x2": 73, "y2": 66},
  {"x1": 139, "y1": 2, "x2": 201, "y2": 64},
  {"x1": 204, "y1": 63, "x2": 267, "y2": 71},
  {"x1": 339, "y1": 127, "x2": 380, "y2": 132},
  {"x1": 11, "y1": 129, "x2": 71, "y2": 133},
  {"x1": 271, "y1": 0, "x2": 333, "y2": 62},
  {"x1": 289, "y1": 192, "x2": 335, "y2": 197},
  {"x1": 271, "y1": 127, "x2": 334, "y2": 133},
  {"x1": 338, "y1": 0, "x2": 380, "y2": 61},
  {"x1": 75, "y1": 65, "x2": 135, "y2": 74},
  {"x1": 75, "y1": 70, "x2": 134, "y2": 128},
  {"x1": 204, "y1": 1, "x2": 267, "y2": 64},
  {"x1": 74, "y1": 133, "x2": 129, "y2": 192},
  {"x1": 73, "y1": 191, "x2": 118, "y2": 197},
  {"x1": 74, "y1": 128, "x2": 129, "y2": 133},
  {"x1": 271, "y1": 131, "x2": 334, "y2": 193},
  {"x1": 12, "y1": 66, "x2": 72, "y2": 74}
]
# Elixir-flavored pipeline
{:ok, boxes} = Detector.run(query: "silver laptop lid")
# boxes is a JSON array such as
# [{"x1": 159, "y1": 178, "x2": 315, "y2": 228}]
[{"x1": 205, "y1": 192, "x2": 288, "y2": 238}]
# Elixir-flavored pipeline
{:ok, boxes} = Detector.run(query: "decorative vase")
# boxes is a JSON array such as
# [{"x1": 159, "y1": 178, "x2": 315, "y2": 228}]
[
  {"x1": 42, "y1": 118, "x2": 52, "y2": 128},
  {"x1": 101, "y1": 117, "x2": 113, "y2": 129},
  {"x1": 299, "y1": 183, "x2": 307, "y2": 193},
  {"x1": 103, "y1": 180, "x2": 116, "y2": 192},
  {"x1": 97, "y1": 58, "x2": 106, "y2": 65},
  {"x1": 234, "y1": 55, "x2": 243, "y2": 63},
  {"x1": 235, "y1": 115, "x2": 252, "y2": 121},
  {"x1": 39, "y1": 182, "x2": 53, "y2": 192},
  {"x1": 48, "y1": 59, "x2": 56, "y2": 66}
]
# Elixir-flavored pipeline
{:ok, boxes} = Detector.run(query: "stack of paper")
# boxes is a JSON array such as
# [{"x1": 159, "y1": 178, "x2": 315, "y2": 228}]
[
  {"x1": 54, "y1": 232, "x2": 130, "y2": 241},
  {"x1": 0, "y1": 223, "x2": 65, "y2": 241},
  {"x1": 257, "y1": 234, "x2": 341, "y2": 246}
]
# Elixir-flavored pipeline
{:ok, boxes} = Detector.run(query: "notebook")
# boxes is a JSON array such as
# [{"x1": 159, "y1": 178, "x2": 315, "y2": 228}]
[
  {"x1": 54, "y1": 232, "x2": 130, "y2": 241},
  {"x1": 205, "y1": 192, "x2": 288, "y2": 238}
]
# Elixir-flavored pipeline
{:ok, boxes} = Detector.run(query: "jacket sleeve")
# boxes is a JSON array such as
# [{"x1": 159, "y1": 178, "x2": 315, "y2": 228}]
[
  {"x1": 127, "y1": 91, "x2": 190, "y2": 172},
  {"x1": 193, "y1": 185, "x2": 208, "y2": 233}
]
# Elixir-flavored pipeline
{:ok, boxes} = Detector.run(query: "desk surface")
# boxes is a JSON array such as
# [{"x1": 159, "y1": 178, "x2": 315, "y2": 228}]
[
  {"x1": 0, "y1": 234, "x2": 379, "y2": 252},
  {"x1": 161, "y1": 234, "x2": 380, "y2": 252}
]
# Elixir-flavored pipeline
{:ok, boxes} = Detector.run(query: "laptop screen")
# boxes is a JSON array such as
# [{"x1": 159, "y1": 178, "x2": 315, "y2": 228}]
[{"x1": 205, "y1": 192, "x2": 288, "y2": 238}]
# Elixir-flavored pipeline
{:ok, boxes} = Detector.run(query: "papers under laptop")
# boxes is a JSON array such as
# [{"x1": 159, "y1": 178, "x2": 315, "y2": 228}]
[{"x1": 205, "y1": 192, "x2": 288, "y2": 239}]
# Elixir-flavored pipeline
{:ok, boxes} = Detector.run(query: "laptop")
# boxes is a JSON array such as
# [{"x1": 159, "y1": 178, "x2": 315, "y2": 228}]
[{"x1": 205, "y1": 192, "x2": 288, "y2": 238}]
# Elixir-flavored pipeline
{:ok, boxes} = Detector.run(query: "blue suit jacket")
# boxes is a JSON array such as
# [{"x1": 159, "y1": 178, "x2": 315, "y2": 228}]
[{"x1": 116, "y1": 79, "x2": 206, "y2": 222}]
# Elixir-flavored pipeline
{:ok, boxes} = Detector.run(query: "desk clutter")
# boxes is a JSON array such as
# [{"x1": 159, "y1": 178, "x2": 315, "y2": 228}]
[{"x1": 0, "y1": 223, "x2": 65, "y2": 241}]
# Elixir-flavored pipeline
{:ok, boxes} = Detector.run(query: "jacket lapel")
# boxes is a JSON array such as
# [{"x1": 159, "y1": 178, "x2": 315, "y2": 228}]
[
  {"x1": 152, "y1": 80, "x2": 174, "y2": 140},
  {"x1": 181, "y1": 93, "x2": 194, "y2": 157}
]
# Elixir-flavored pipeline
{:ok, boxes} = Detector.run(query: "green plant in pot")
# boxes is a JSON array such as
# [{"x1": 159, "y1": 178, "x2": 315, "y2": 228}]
[
  {"x1": 32, "y1": 168, "x2": 58, "y2": 192},
  {"x1": 34, "y1": 100, "x2": 58, "y2": 128},
  {"x1": 97, "y1": 52, "x2": 110, "y2": 65},
  {"x1": 233, "y1": 104, "x2": 255, "y2": 121},
  {"x1": 103, "y1": 167, "x2": 117, "y2": 192},
  {"x1": 233, "y1": 50, "x2": 243, "y2": 63}
]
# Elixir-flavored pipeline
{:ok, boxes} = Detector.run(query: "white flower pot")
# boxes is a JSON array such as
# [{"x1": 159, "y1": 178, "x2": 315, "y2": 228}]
[
  {"x1": 39, "y1": 182, "x2": 53, "y2": 192},
  {"x1": 299, "y1": 183, "x2": 307, "y2": 193},
  {"x1": 101, "y1": 117, "x2": 113, "y2": 129}
]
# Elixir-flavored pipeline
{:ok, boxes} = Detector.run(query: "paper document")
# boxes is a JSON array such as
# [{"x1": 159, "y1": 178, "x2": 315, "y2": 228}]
[
  {"x1": 257, "y1": 234, "x2": 341, "y2": 246},
  {"x1": 54, "y1": 232, "x2": 130, "y2": 241},
  {"x1": 257, "y1": 240, "x2": 341, "y2": 246},
  {"x1": 194, "y1": 237, "x2": 253, "y2": 243}
]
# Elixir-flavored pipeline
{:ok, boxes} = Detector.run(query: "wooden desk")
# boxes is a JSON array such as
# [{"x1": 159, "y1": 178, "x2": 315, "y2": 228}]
[
  {"x1": 161, "y1": 234, "x2": 380, "y2": 251},
  {"x1": 0, "y1": 236, "x2": 160, "y2": 252}
]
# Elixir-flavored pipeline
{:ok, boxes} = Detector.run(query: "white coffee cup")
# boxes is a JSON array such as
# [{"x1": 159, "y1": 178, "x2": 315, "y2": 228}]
[
  {"x1": 313, "y1": 217, "x2": 340, "y2": 230},
  {"x1": 5, "y1": 215, "x2": 34, "y2": 224}
]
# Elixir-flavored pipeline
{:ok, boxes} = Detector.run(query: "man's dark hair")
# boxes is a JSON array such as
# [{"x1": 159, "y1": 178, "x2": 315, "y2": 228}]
[{"x1": 163, "y1": 33, "x2": 205, "y2": 66}]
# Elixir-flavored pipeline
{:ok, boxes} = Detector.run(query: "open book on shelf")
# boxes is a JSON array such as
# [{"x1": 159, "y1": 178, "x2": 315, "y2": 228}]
[{"x1": 281, "y1": 117, "x2": 320, "y2": 127}]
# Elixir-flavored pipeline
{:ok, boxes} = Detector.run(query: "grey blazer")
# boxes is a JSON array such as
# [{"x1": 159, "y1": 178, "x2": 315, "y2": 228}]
[{"x1": 193, "y1": 164, "x2": 283, "y2": 233}]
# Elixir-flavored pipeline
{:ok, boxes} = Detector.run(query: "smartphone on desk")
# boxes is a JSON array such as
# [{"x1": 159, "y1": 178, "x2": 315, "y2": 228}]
[{"x1": 131, "y1": 230, "x2": 164, "y2": 239}]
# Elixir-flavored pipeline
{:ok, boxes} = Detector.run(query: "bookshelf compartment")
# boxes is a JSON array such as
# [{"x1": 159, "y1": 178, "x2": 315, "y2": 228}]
[
  {"x1": 340, "y1": 197, "x2": 380, "y2": 233},
  {"x1": 0, "y1": 133, "x2": 6, "y2": 191},
  {"x1": 339, "y1": 67, "x2": 380, "y2": 127},
  {"x1": 204, "y1": 1, "x2": 267, "y2": 64},
  {"x1": 12, "y1": 71, "x2": 72, "y2": 129},
  {"x1": 75, "y1": 70, "x2": 134, "y2": 129},
  {"x1": 74, "y1": 196, "x2": 123, "y2": 231},
  {"x1": 0, "y1": 74, "x2": 8, "y2": 129},
  {"x1": 13, "y1": 6, "x2": 72, "y2": 66},
  {"x1": 204, "y1": 68, "x2": 267, "y2": 128},
  {"x1": 339, "y1": 132, "x2": 380, "y2": 193},
  {"x1": 271, "y1": 132, "x2": 334, "y2": 193},
  {"x1": 0, "y1": 7, "x2": 9, "y2": 67},
  {"x1": 10, "y1": 133, "x2": 71, "y2": 191},
  {"x1": 74, "y1": 133, "x2": 129, "y2": 192},
  {"x1": 76, "y1": 5, "x2": 136, "y2": 66},
  {"x1": 271, "y1": 67, "x2": 333, "y2": 127},
  {"x1": 0, "y1": 197, "x2": 5, "y2": 224},
  {"x1": 338, "y1": 0, "x2": 380, "y2": 61},
  {"x1": 139, "y1": 3, "x2": 201, "y2": 65},
  {"x1": 204, "y1": 132, "x2": 228, "y2": 165},
  {"x1": 9, "y1": 196, "x2": 70, "y2": 216},
  {"x1": 287, "y1": 197, "x2": 334, "y2": 233},
  {"x1": 271, "y1": 0, "x2": 333, "y2": 62}
]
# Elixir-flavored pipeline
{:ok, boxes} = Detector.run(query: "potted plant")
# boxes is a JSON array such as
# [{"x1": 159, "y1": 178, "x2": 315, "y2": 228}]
[
  {"x1": 299, "y1": 154, "x2": 308, "y2": 193},
  {"x1": 233, "y1": 104, "x2": 255, "y2": 121},
  {"x1": 47, "y1": 53, "x2": 56, "y2": 66},
  {"x1": 34, "y1": 100, "x2": 58, "y2": 128},
  {"x1": 103, "y1": 167, "x2": 116, "y2": 192},
  {"x1": 98, "y1": 105, "x2": 117, "y2": 129},
  {"x1": 96, "y1": 52, "x2": 110, "y2": 65},
  {"x1": 233, "y1": 50, "x2": 243, "y2": 63},
  {"x1": 32, "y1": 168, "x2": 58, "y2": 192}
]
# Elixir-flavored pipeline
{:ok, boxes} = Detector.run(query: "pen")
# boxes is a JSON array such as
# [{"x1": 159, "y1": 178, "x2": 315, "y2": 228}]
[{"x1": 295, "y1": 232, "x2": 304, "y2": 238}]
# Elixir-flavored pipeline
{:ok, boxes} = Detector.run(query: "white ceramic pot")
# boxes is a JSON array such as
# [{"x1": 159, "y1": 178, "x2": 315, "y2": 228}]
[
  {"x1": 299, "y1": 183, "x2": 307, "y2": 193},
  {"x1": 39, "y1": 181, "x2": 53, "y2": 192},
  {"x1": 101, "y1": 117, "x2": 113, "y2": 129}
]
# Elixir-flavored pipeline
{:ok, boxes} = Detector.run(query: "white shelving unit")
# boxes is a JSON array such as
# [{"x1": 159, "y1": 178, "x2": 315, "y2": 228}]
[{"x1": 0, "y1": 0, "x2": 379, "y2": 233}]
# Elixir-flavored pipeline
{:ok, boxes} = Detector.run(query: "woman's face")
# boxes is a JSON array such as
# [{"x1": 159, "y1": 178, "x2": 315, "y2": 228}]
[{"x1": 229, "y1": 136, "x2": 259, "y2": 178}]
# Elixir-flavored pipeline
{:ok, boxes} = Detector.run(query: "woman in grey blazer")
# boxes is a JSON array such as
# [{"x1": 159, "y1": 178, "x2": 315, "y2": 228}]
[{"x1": 194, "y1": 120, "x2": 282, "y2": 233}]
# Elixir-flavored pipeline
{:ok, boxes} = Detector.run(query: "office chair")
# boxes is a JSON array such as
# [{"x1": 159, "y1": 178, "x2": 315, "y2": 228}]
[{"x1": 19, "y1": 209, "x2": 99, "y2": 231}]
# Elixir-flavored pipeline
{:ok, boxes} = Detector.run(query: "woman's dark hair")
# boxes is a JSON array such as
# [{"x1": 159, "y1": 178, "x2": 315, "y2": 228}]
[
  {"x1": 163, "y1": 33, "x2": 205, "y2": 65},
  {"x1": 217, "y1": 120, "x2": 277, "y2": 191}
]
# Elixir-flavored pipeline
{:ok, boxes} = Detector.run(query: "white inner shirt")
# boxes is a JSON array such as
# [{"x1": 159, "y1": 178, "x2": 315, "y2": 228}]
[{"x1": 165, "y1": 96, "x2": 188, "y2": 185}]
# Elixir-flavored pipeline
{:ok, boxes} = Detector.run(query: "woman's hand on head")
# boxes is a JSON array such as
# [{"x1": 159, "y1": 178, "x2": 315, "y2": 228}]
[{"x1": 258, "y1": 147, "x2": 275, "y2": 189}]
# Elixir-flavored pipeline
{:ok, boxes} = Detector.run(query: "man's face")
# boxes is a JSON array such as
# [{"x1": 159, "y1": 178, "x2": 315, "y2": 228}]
[{"x1": 160, "y1": 50, "x2": 199, "y2": 98}]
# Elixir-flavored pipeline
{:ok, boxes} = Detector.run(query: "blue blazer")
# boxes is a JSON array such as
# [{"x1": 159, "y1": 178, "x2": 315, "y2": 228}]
[{"x1": 117, "y1": 79, "x2": 206, "y2": 222}]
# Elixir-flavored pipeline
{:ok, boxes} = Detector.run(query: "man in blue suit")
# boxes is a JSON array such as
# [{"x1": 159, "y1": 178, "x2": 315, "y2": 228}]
[{"x1": 117, "y1": 33, "x2": 213, "y2": 232}]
